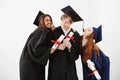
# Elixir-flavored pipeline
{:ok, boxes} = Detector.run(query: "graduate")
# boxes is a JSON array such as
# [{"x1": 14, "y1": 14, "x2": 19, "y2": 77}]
[
  {"x1": 19, "y1": 11, "x2": 55, "y2": 80},
  {"x1": 80, "y1": 25, "x2": 110, "y2": 80},
  {"x1": 48, "y1": 5, "x2": 83, "y2": 80}
]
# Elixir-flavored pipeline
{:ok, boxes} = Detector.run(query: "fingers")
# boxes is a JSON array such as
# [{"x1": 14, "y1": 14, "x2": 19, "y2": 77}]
[
  {"x1": 57, "y1": 44, "x2": 66, "y2": 50},
  {"x1": 50, "y1": 48, "x2": 55, "y2": 54},
  {"x1": 87, "y1": 61, "x2": 95, "y2": 70},
  {"x1": 63, "y1": 39, "x2": 71, "y2": 49}
]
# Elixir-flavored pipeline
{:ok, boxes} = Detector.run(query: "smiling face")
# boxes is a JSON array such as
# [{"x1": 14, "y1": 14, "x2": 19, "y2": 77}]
[
  {"x1": 83, "y1": 27, "x2": 93, "y2": 38},
  {"x1": 44, "y1": 16, "x2": 52, "y2": 29},
  {"x1": 61, "y1": 14, "x2": 73, "y2": 30},
  {"x1": 39, "y1": 15, "x2": 53, "y2": 29},
  {"x1": 61, "y1": 18, "x2": 71, "y2": 30}
]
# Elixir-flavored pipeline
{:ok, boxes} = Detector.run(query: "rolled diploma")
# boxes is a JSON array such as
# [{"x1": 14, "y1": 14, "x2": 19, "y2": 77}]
[
  {"x1": 51, "y1": 34, "x2": 65, "y2": 49},
  {"x1": 87, "y1": 59, "x2": 101, "y2": 80},
  {"x1": 65, "y1": 31, "x2": 74, "y2": 40}
]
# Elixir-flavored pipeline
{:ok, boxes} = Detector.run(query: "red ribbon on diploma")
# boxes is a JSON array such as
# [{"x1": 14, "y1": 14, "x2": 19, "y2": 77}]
[
  {"x1": 88, "y1": 69, "x2": 98, "y2": 76},
  {"x1": 66, "y1": 35, "x2": 75, "y2": 42},
  {"x1": 51, "y1": 40, "x2": 60, "y2": 47}
]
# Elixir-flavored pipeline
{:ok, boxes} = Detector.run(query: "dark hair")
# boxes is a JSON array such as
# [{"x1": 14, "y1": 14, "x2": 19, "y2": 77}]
[{"x1": 38, "y1": 14, "x2": 53, "y2": 27}]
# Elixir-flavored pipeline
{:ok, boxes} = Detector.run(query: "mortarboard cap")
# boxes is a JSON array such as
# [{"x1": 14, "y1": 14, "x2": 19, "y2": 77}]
[
  {"x1": 93, "y1": 25, "x2": 102, "y2": 43},
  {"x1": 33, "y1": 11, "x2": 44, "y2": 26},
  {"x1": 61, "y1": 5, "x2": 83, "y2": 22}
]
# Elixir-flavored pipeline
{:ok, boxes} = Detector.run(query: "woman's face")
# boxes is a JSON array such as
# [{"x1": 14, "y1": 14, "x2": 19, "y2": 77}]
[
  {"x1": 61, "y1": 18, "x2": 71, "y2": 30},
  {"x1": 83, "y1": 27, "x2": 93, "y2": 38},
  {"x1": 44, "y1": 16, "x2": 52, "y2": 28}
]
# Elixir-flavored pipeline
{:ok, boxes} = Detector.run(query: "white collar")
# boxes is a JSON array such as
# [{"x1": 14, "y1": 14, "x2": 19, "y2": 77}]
[{"x1": 61, "y1": 27, "x2": 71, "y2": 36}]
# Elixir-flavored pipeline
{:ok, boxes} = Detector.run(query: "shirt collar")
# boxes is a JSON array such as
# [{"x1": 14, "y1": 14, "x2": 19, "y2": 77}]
[{"x1": 61, "y1": 27, "x2": 71, "y2": 36}]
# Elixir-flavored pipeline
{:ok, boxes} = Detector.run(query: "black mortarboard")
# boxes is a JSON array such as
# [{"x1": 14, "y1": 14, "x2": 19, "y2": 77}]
[
  {"x1": 61, "y1": 5, "x2": 83, "y2": 22},
  {"x1": 93, "y1": 25, "x2": 102, "y2": 43},
  {"x1": 33, "y1": 11, "x2": 44, "y2": 26}
]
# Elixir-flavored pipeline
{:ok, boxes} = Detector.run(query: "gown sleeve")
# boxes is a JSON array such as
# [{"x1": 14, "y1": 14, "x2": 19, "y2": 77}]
[
  {"x1": 68, "y1": 31, "x2": 81, "y2": 62},
  {"x1": 100, "y1": 50, "x2": 110, "y2": 80},
  {"x1": 91, "y1": 50, "x2": 110, "y2": 80},
  {"x1": 27, "y1": 28, "x2": 51, "y2": 65}
]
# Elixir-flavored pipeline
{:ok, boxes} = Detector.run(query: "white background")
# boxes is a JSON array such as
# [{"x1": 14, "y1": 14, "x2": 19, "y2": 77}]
[{"x1": 0, "y1": 0, "x2": 120, "y2": 80}]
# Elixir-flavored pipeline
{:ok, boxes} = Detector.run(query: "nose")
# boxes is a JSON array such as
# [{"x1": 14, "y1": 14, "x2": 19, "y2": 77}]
[{"x1": 48, "y1": 21, "x2": 51, "y2": 23}]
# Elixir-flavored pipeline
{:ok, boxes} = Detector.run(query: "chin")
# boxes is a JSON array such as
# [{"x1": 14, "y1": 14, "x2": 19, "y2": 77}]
[
  {"x1": 63, "y1": 27, "x2": 68, "y2": 30},
  {"x1": 64, "y1": 28, "x2": 67, "y2": 30}
]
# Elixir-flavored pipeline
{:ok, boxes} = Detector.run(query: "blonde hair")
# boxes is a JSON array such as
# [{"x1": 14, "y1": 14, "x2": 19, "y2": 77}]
[{"x1": 61, "y1": 14, "x2": 73, "y2": 24}]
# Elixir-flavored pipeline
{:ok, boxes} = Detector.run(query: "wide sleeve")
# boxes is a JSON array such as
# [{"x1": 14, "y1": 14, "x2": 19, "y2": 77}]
[
  {"x1": 100, "y1": 51, "x2": 110, "y2": 80},
  {"x1": 68, "y1": 31, "x2": 81, "y2": 62},
  {"x1": 27, "y1": 28, "x2": 51, "y2": 65}
]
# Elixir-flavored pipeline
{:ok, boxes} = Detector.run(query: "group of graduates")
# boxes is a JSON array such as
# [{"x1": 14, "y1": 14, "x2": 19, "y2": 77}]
[{"x1": 19, "y1": 5, "x2": 110, "y2": 80}]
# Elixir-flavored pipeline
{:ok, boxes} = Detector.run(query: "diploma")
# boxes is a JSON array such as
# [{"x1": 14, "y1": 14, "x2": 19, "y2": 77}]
[
  {"x1": 87, "y1": 59, "x2": 101, "y2": 80},
  {"x1": 65, "y1": 31, "x2": 74, "y2": 42},
  {"x1": 51, "y1": 34, "x2": 65, "y2": 49}
]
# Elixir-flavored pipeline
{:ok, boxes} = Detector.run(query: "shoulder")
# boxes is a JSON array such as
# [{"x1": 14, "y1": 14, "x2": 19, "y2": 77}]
[
  {"x1": 36, "y1": 27, "x2": 47, "y2": 32},
  {"x1": 34, "y1": 27, "x2": 47, "y2": 33},
  {"x1": 72, "y1": 28, "x2": 77, "y2": 32},
  {"x1": 99, "y1": 50, "x2": 109, "y2": 58},
  {"x1": 92, "y1": 49, "x2": 110, "y2": 60},
  {"x1": 73, "y1": 30, "x2": 80, "y2": 38},
  {"x1": 30, "y1": 27, "x2": 48, "y2": 37},
  {"x1": 55, "y1": 26, "x2": 61, "y2": 30},
  {"x1": 71, "y1": 28, "x2": 80, "y2": 36},
  {"x1": 75, "y1": 31, "x2": 80, "y2": 36},
  {"x1": 99, "y1": 50, "x2": 110, "y2": 63},
  {"x1": 53, "y1": 26, "x2": 61, "y2": 33}
]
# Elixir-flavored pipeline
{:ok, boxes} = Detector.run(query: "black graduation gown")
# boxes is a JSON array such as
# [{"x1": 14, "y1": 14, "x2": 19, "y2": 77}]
[
  {"x1": 48, "y1": 26, "x2": 80, "y2": 80},
  {"x1": 81, "y1": 49, "x2": 110, "y2": 80},
  {"x1": 20, "y1": 27, "x2": 51, "y2": 80}
]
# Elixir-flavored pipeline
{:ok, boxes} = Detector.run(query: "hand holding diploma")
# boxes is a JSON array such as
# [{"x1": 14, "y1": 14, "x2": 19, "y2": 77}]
[
  {"x1": 57, "y1": 44, "x2": 66, "y2": 50},
  {"x1": 51, "y1": 34, "x2": 65, "y2": 54},
  {"x1": 63, "y1": 39, "x2": 71, "y2": 49},
  {"x1": 87, "y1": 59, "x2": 101, "y2": 80},
  {"x1": 63, "y1": 31, "x2": 74, "y2": 50}
]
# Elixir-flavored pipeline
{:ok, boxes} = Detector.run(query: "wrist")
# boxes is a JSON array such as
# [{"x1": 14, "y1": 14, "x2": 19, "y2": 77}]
[{"x1": 66, "y1": 44, "x2": 71, "y2": 49}]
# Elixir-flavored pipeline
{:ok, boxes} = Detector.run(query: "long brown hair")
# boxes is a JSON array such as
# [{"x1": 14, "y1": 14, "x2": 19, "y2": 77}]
[
  {"x1": 38, "y1": 14, "x2": 55, "y2": 31},
  {"x1": 82, "y1": 32, "x2": 100, "y2": 64},
  {"x1": 39, "y1": 14, "x2": 53, "y2": 26}
]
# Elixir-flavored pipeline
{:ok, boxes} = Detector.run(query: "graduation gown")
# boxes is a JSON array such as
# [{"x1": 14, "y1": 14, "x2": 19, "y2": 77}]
[
  {"x1": 81, "y1": 49, "x2": 110, "y2": 80},
  {"x1": 20, "y1": 27, "x2": 51, "y2": 80},
  {"x1": 48, "y1": 26, "x2": 80, "y2": 80}
]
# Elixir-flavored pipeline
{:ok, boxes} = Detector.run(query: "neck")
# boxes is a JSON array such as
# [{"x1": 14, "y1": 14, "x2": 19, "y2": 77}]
[
  {"x1": 61, "y1": 26, "x2": 71, "y2": 35},
  {"x1": 82, "y1": 38, "x2": 88, "y2": 47},
  {"x1": 62, "y1": 26, "x2": 70, "y2": 31}
]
